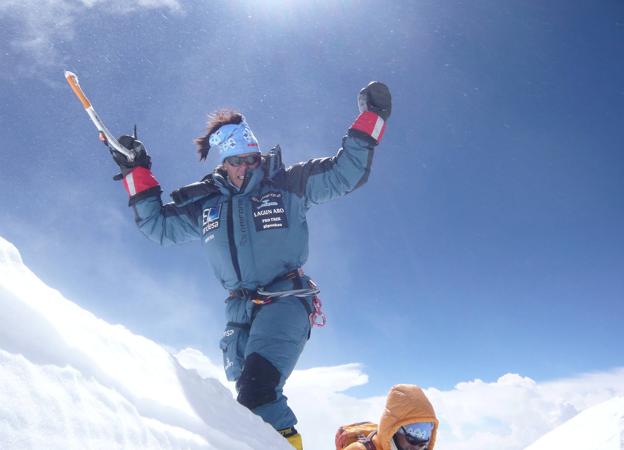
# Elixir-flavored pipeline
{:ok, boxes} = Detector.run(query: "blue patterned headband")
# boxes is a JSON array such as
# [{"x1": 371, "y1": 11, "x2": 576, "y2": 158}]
[{"x1": 209, "y1": 122, "x2": 260, "y2": 162}]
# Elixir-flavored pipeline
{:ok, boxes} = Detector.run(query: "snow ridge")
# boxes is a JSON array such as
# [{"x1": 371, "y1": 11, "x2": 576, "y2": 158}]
[
  {"x1": 524, "y1": 396, "x2": 624, "y2": 450},
  {"x1": 0, "y1": 236, "x2": 291, "y2": 450}
]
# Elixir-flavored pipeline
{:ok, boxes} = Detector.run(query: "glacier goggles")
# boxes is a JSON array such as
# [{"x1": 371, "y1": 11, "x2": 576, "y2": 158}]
[
  {"x1": 224, "y1": 153, "x2": 261, "y2": 167},
  {"x1": 397, "y1": 421, "x2": 434, "y2": 446}
]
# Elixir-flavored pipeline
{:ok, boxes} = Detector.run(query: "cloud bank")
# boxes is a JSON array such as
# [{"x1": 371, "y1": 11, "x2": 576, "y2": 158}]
[{"x1": 177, "y1": 346, "x2": 624, "y2": 450}]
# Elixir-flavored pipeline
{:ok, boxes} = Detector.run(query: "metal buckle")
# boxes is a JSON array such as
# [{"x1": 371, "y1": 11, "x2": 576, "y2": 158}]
[{"x1": 251, "y1": 297, "x2": 272, "y2": 305}]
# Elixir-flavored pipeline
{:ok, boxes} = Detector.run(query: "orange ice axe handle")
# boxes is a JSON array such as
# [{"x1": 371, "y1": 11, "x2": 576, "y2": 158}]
[{"x1": 64, "y1": 71, "x2": 135, "y2": 162}]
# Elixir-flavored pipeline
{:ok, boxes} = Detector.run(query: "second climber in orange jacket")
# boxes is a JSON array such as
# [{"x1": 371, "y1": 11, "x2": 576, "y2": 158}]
[{"x1": 342, "y1": 384, "x2": 439, "y2": 450}]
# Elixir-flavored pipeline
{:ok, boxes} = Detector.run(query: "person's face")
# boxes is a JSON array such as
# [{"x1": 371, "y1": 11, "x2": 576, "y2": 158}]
[
  {"x1": 394, "y1": 433, "x2": 429, "y2": 450},
  {"x1": 223, "y1": 153, "x2": 261, "y2": 188}
]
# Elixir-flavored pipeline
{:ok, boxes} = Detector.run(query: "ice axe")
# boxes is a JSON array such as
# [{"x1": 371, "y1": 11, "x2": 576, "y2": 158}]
[{"x1": 64, "y1": 71, "x2": 135, "y2": 162}]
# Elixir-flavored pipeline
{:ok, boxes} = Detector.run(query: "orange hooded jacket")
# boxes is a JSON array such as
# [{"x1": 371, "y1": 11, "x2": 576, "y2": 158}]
[{"x1": 343, "y1": 384, "x2": 439, "y2": 450}]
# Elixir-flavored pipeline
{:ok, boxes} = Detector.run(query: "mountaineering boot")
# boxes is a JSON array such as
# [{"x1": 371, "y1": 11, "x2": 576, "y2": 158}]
[{"x1": 279, "y1": 426, "x2": 303, "y2": 450}]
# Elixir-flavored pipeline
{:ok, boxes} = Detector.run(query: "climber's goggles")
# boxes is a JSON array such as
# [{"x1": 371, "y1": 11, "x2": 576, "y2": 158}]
[
  {"x1": 225, "y1": 153, "x2": 261, "y2": 167},
  {"x1": 397, "y1": 421, "x2": 434, "y2": 446}
]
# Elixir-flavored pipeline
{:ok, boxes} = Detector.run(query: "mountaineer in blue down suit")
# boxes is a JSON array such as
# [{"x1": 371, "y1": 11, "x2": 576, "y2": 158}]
[{"x1": 108, "y1": 82, "x2": 391, "y2": 450}]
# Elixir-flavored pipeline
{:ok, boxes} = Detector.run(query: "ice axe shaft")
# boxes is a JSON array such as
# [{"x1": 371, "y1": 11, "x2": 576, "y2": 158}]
[{"x1": 64, "y1": 71, "x2": 135, "y2": 162}]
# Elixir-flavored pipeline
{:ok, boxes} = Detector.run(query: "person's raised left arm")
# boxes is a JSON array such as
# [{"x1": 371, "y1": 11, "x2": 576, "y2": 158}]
[{"x1": 284, "y1": 81, "x2": 392, "y2": 206}]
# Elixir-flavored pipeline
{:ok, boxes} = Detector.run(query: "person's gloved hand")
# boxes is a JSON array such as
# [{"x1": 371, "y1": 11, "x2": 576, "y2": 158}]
[
  {"x1": 109, "y1": 135, "x2": 151, "y2": 180},
  {"x1": 357, "y1": 81, "x2": 392, "y2": 121},
  {"x1": 350, "y1": 81, "x2": 391, "y2": 144}
]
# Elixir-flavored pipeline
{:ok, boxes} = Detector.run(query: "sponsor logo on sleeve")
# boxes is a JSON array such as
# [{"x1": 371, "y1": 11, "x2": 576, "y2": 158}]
[{"x1": 202, "y1": 204, "x2": 222, "y2": 234}]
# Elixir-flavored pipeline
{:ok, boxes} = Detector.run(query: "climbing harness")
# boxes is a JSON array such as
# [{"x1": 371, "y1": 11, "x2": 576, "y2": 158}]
[{"x1": 228, "y1": 268, "x2": 327, "y2": 328}]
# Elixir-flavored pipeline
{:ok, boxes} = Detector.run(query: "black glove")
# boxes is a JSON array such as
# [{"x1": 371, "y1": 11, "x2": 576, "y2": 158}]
[
  {"x1": 358, "y1": 81, "x2": 392, "y2": 121},
  {"x1": 109, "y1": 135, "x2": 151, "y2": 180}
]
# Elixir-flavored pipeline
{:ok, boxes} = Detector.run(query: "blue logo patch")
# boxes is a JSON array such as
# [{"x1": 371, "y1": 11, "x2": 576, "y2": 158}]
[{"x1": 202, "y1": 205, "x2": 221, "y2": 233}]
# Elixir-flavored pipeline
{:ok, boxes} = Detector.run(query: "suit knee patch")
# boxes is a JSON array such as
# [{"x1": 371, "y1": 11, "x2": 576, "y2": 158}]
[{"x1": 236, "y1": 352, "x2": 280, "y2": 409}]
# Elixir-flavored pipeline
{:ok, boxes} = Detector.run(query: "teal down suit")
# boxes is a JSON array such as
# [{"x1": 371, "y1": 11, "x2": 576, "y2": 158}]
[{"x1": 127, "y1": 131, "x2": 375, "y2": 430}]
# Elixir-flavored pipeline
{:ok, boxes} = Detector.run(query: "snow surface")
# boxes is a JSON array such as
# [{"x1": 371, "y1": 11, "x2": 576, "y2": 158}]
[
  {"x1": 0, "y1": 236, "x2": 291, "y2": 450},
  {"x1": 524, "y1": 396, "x2": 624, "y2": 450},
  {"x1": 2, "y1": 233, "x2": 624, "y2": 450}
]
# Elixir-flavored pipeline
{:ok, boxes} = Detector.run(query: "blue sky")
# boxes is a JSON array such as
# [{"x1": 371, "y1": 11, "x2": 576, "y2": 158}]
[{"x1": 1, "y1": 0, "x2": 623, "y2": 398}]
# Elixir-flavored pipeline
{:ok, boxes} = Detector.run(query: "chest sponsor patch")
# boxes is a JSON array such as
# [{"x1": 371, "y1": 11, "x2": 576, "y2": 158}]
[
  {"x1": 202, "y1": 204, "x2": 222, "y2": 234},
  {"x1": 251, "y1": 191, "x2": 289, "y2": 231}
]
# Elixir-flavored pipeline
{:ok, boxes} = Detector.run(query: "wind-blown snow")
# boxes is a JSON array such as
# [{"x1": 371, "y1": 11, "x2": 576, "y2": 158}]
[
  {"x1": 524, "y1": 396, "x2": 624, "y2": 450},
  {"x1": 0, "y1": 236, "x2": 291, "y2": 449}
]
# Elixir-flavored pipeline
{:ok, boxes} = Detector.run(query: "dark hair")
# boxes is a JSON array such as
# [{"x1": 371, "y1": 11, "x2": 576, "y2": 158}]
[{"x1": 195, "y1": 109, "x2": 244, "y2": 161}]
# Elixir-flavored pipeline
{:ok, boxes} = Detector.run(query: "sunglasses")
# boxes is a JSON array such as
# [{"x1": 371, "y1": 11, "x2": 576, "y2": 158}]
[
  {"x1": 403, "y1": 434, "x2": 429, "y2": 447},
  {"x1": 399, "y1": 422, "x2": 434, "y2": 446},
  {"x1": 225, "y1": 154, "x2": 261, "y2": 167}
]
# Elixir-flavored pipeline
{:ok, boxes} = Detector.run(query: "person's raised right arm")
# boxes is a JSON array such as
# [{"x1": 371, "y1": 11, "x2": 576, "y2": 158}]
[{"x1": 110, "y1": 135, "x2": 202, "y2": 246}]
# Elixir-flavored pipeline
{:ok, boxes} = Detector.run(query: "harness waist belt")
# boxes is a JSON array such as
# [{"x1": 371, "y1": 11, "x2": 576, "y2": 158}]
[{"x1": 228, "y1": 268, "x2": 304, "y2": 299}]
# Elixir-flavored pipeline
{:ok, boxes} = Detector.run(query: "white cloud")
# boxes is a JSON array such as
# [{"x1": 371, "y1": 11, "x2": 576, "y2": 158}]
[
  {"x1": 300, "y1": 367, "x2": 624, "y2": 450},
  {"x1": 0, "y1": 0, "x2": 181, "y2": 76},
  {"x1": 176, "y1": 349, "x2": 624, "y2": 450},
  {"x1": 1, "y1": 0, "x2": 73, "y2": 70}
]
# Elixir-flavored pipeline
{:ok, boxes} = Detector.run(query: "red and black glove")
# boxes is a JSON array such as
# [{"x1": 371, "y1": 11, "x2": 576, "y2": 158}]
[
  {"x1": 350, "y1": 81, "x2": 392, "y2": 144},
  {"x1": 110, "y1": 135, "x2": 159, "y2": 198}
]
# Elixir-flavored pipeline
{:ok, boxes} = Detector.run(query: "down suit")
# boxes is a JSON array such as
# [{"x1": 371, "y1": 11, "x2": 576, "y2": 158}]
[{"x1": 123, "y1": 130, "x2": 376, "y2": 430}]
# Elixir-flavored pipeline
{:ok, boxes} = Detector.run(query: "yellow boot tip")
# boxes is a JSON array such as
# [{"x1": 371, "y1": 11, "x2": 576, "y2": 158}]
[
  {"x1": 279, "y1": 427, "x2": 303, "y2": 450},
  {"x1": 286, "y1": 432, "x2": 302, "y2": 450}
]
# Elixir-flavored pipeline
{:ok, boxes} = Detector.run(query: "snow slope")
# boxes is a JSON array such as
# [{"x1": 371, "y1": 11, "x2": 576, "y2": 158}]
[
  {"x1": 524, "y1": 396, "x2": 624, "y2": 450},
  {"x1": 0, "y1": 235, "x2": 291, "y2": 450},
  {"x1": 3, "y1": 233, "x2": 624, "y2": 450}
]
